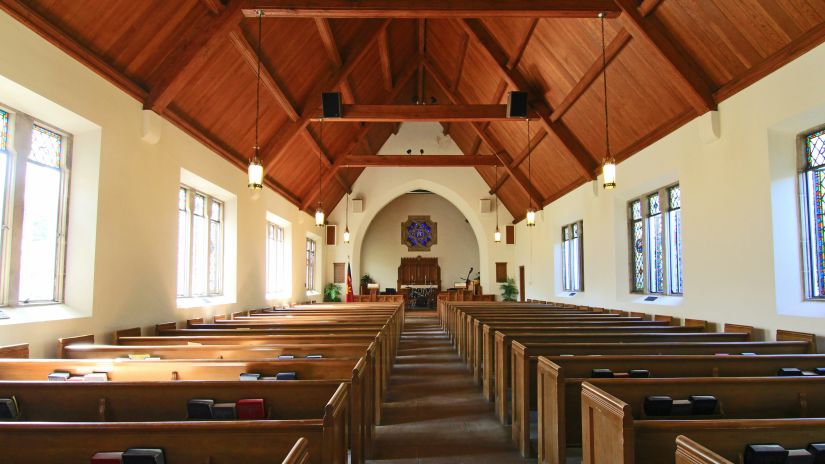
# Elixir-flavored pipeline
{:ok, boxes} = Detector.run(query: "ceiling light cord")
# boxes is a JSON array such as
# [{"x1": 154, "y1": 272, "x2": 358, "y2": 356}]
[
  {"x1": 255, "y1": 10, "x2": 262, "y2": 159},
  {"x1": 527, "y1": 118, "x2": 532, "y2": 210},
  {"x1": 600, "y1": 12, "x2": 611, "y2": 159}
]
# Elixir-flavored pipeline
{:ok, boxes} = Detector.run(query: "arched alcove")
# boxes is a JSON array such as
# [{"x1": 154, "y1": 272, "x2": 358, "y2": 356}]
[{"x1": 359, "y1": 191, "x2": 480, "y2": 294}]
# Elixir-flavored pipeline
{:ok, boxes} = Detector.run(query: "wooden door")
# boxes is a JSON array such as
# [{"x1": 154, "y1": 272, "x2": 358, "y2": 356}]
[{"x1": 519, "y1": 266, "x2": 525, "y2": 303}]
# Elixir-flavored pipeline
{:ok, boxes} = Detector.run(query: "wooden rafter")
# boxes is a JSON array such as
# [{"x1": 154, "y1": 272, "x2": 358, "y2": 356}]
[
  {"x1": 300, "y1": 62, "x2": 418, "y2": 212},
  {"x1": 261, "y1": 19, "x2": 391, "y2": 174},
  {"x1": 551, "y1": 28, "x2": 632, "y2": 122},
  {"x1": 423, "y1": 58, "x2": 544, "y2": 204},
  {"x1": 459, "y1": 18, "x2": 599, "y2": 180},
  {"x1": 507, "y1": 19, "x2": 539, "y2": 70},
  {"x1": 417, "y1": 19, "x2": 426, "y2": 101},
  {"x1": 144, "y1": 0, "x2": 244, "y2": 113},
  {"x1": 615, "y1": 0, "x2": 716, "y2": 113},
  {"x1": 315, "y1": 18, "x2": 356, "y2": 104},
  {"x1": 377, "y1": 28, "x2": 393, "y2": 91},
  {"x1": 200, "y1": 0, "x2": 224, "y2": 15},
  {"x1": 491, "y1": 129, "x2": 547, "y2": 194},
  {"x1": 452, "y1": 32, "x2": 470, "y2": 93},
  {"x1": 342, "y1": 155, "x2": 502, "y2": 167},
  {"x1": 309, "y1": 104, "x2": 539, "y2": 122},
  {"x1": 638, "y1": 0, "x2": 664, "y2": 17},
  {"x1": 302, "y1": 130, "x2": 351, "y2": 193},
  {"x1": 246, "y1": 1, "x2": 622, "y2": 18},
  {"x1": 228, "y1": 30, "x2": 299, "y2": 121}
]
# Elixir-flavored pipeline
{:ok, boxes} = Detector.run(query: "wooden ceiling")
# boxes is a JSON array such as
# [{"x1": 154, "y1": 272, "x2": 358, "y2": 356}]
[{"x1": 3, "y1": 0, "x2": 825, "y2": 221}]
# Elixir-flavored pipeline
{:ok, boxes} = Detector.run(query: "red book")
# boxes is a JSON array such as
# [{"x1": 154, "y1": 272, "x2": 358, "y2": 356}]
[
  {"x1": 91, "y1": 452, "x2": 123, "y2": 463},
  {"x1": 236, "y1": 399, "x2": 265, "y2": 420}
]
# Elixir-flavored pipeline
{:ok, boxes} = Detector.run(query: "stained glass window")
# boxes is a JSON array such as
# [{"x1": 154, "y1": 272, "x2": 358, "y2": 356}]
[
  {"x1": 30, "y1": 124, "x2": 62, "y2": 168},
  {"x1": 0, "y1": 110, "x2": 8, "y2": 152},
  {"x1": 629, "y1": 185, "x2": 681, "y2": 295},
  {"x1": 667, "y1": 186, "x2": 683, "y2": 294},
  {"x1": 630, "y1": 200, "x2": 644, "y2": 292},
  {"x1": 561, "y1": 221, "x2": 583, "y2": 292},
  {"x1": 647, "y1": 193, "x2": 664, "y2": 293},
  {"x1": 306, "y1": 238, "x2": 317, "y2": 291},
  {"x1": 801, "y1": 129, "x2": 825, "y2": 298}
]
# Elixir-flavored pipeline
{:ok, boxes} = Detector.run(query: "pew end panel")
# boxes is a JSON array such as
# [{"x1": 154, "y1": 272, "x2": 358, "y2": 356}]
[
  {"x1": 776, "y1": 329, "x2": 818, "y2": 353},
  {"x1": 322, "y1": 383, "x2": 350, "y2": 464},
  {"x1": 537, "y1": 357, "x2": 566, "y2": 464},
  {"x1": 155, "y1": 322, "x2": 176, "y2": 334},
  {"x1": 113, "y1": 328, "x2": 141, "y2": 344},
  {"x1": 674, "y1": 436, "x2": 732, "y2": 464},
  {"x1": 723, "y1": 324, "x2": 753, "y2": 340},
  {"x1": 284, "y1": 437, "x2": 311, "y2": 464},
  {"x1": 683, "y1": 319, "x2": 708, "y2": 331},
  {"x1": 581, "y1": 382, "x2": 635, "y2": 464},
  {"x1": 0, "y1": 343, "x2": 29, "y2": 358},
  {"x1": 57, "y1": 335, "x2": 94, "y2": 359}
]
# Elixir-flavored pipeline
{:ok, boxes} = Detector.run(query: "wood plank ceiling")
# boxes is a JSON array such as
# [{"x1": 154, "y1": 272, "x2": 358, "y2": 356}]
[{"x1": 3, "y1": 0, "x2": 825, "y2": 222}]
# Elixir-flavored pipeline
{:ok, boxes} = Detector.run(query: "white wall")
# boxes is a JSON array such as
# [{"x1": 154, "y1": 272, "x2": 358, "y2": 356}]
[
  {"x1": 360, "y1": 192, "x2": 480, "y2": 291},
  {"x1": 514, "y1": 41, "x2": 825, "y2": 345},
  {"x1": 0, "y1": 11, "x2": 322, "y2": 357},
  {"x1": 325, "y1": 122, "x2": 516, "y2": 296}
]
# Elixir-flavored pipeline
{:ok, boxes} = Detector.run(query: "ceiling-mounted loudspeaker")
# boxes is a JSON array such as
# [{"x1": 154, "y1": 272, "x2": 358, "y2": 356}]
[
  {"x1": 322, "y1": 92, "x2": 343, "y2": 118},
  {"x1": 507, "y1": 91, "x2": 529, "y2": 119}
]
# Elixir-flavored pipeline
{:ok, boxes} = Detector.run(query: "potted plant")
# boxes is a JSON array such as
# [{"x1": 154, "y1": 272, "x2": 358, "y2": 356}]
[
  {"x1": 323, "y1": 283, "x2": 342, "y2": 302},
  {"x1": 500, "y1": 277, "x2": 518, "y2": 302},
  {"x1": 360, "y1": 274, "x2": 375, "y2": 295}
]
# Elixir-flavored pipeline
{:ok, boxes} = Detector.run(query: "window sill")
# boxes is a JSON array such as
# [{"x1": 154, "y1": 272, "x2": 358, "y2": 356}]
[
  {"x1": 176, "y1": 295, "x2": 236, "y2": 309},
  {"x1": 629, "y1": 294, "x2": 684, "y2": 306},
  {"x1": 556, "y1": 291, "x2": 583, "y2": 298},
  {"x1": 0, "y1": 303, "x2": 89, "y2": 326}
]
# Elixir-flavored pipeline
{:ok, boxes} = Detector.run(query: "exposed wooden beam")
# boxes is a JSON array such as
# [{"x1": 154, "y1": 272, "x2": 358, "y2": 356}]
[
  {"x1": 417, "y1": 19, "x2": 426, "y2": 101},
  {"x1": 459, "y1": 18, "x2": 599, "y2": 180},
  {"x1": 0, "y1": 0, "x2": 148, "y2": 101},
  {"x1": 491, "y1": 129, "x2": 547, "y2": 194},
  {"x1": 423, "y1": 58, "x2": 544, "y2": 203},
  {"x1": 551, "y1": 28, "x2": 631, "y2": 122},
  {"x1": 315, "y1": 17, "x2": 356, "y2": 104},
  {"x1": 302, "y1": 130, "x2": 351, "y2": 193},
  {"x1": 144, "y1": 0, "x2": 244, "y2": 113},
  {"x1": 377, "y1": 28, "x2": 393, "y2": 91},
  {"x1": 261, "y1": 19, "x2": 391, "y2": 174},
  {"x1": 228, "y1": 30, "x2": 299, "y2": 121},
  {"x1": 310, "y1": 104, "x2": 539, "y2": 122},
  {"x1": 200, "y1": 0, "x2": 224, "y2": 15},
  {"x1": 615, "y1": 0, "x2": 716, "y2": 113},
  {"x1": 300, "y1": 62, "x2": 418, "y2": 211},
  {"x1": 452, "y1": 32, "x2": 470, "y2": 93},
  {"x1": 638, "y1": 0, "x2": 664, "y2": 17},
  {"x1": 508, "y1": 19, "x2": 539, "y2": 70},
  {"x1": 246, "y1": 1, "x2": 622, "y2": 18},
  {"x1": 342, "y1": 155, "x2": 502, "y2": 167}
]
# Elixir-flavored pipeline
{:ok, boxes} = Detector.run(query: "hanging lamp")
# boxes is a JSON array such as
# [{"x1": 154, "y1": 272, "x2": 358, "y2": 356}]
[
  {"x1": 343, "y1": 191, "x2": 351, "y2": 244},
  {"x1": 315, "y1": 119, "x2": 325, "y2": 227},
  {"x1": 525, "y1": 119, "x2": 536, "y2": 227},
  {"x1": 599, "y1": 12, "x2": 617, "y2": 190},
  {"x1": 494, "y1": 163, "x2": 502, "y2": 242},
  {"x1": 247, "y1": 10, "x2": 264, "y2": 195}
]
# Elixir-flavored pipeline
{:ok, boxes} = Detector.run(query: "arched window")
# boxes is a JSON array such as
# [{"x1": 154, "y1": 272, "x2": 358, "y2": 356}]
[{"x1": 799, "y1": 128, "x2": 825, "y2": 299}]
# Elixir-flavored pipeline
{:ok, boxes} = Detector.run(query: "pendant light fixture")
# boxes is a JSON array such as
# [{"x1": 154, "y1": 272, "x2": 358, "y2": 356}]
[
  {"x1": 493, "y1": 163, "x2": 502, "y2": 243},
  {"x1": 599, "y1": 12, "x2": 617, "y2": 190},
  {"x1": 247, "y1": 10, "x2": 264, "y2": 195},
  {"x1": 314, "y1": 119, "x2": 325, "y2": 227},
  {"x1": 525, "y1": 118, "x2": 536, "y2": 227},
  {"x1": 343, "y1": 190, "x2": 351, "y2": 244}
]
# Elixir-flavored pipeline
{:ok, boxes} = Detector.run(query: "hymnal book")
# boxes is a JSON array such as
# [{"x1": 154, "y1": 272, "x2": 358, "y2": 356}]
[
  {"x1": 275, "y1": 372, "x2": 297, "y2": 380},
  {"x1": 90, "y1": 452, "x2": 123, "y2": 463},
  {"x1": 122, "y1": 448, "x2": 165, "y2": 464},
  {"x1": 212, "y1": 403, "x2": 237, "y2": 420},
  {"x1": 277, "y1": 355, "x2": 295, "y2": 360},
  {"x1": 236, "y1": 399, "x2": 265, "y2": 420},
  {"x1": 84, "y1": 372, "x2": 109, "y2": 382},
  {"x1": 306, "y1": 355, "x2": 323, "y2": 359},
  {"x1": 239, "y1": 373, "x2": 261, "y2": 381},
  {"x1": 128, "y1": 354, "x2": 150, "y2": 360},
  {"x1": 48, "y1": 371, "x2": 71, "y2": 381},
  {"x1": 68, "y1": 376, "x2": 85, "y2": 382},
  {"x1": 187, "y1": 399, "x2": 214, "y2": 420},
  {"x1": 0, "y1": 397, "x2": 19, "y2": 420}
]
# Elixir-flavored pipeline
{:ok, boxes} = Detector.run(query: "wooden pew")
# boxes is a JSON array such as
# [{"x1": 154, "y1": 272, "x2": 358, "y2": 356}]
[
  {"x1": 284, "y1": 438, "x2": 311, "y2": 464},
  {"x1": 0, "y1": 358, "x2": 367, "y2": 464},
  {"x1": 508, "y1": 333, "x2": 817, "y2": 457},
  {"x1": 581, "y1": 377, "x2": 825, "y2": 464},
  {"x1": 538, "y1": 353, "x2": 825, "y2": 464},
  {"x1": 0, "y1": 343, "x2": 29, "y2": 358},
  {"x1": 0, "y1": 381, "x2": 348, "y2": 464}
]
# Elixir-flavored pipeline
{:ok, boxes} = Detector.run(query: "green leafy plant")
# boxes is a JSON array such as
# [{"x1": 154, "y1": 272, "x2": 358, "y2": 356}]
[
  {"x1": 360, "y1": 274, "x2": 375, "y2": 286},
  {"x1": 323, "y1": 283, "x2": 342, "y2": 302},
  {"x1": 500, "y1": 278, "x2": 518, "y2": 302}
]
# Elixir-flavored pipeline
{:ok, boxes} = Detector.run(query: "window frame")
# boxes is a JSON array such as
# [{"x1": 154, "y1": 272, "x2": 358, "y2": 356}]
[
  {"x1": 266, "y1": 221, "x2": 286, "y2": 296},
  {"x1": 627, "y1": 183, "x2": 683, "y2": 296},
  {"x1": 799, "y1": 126, "x2": 825, "y2": 300},
  {"x1": 0, "y1": 105, "x2": 73, "y2": 307},
  {"x1": 177, "y1": 184, "x2": 224, "y2": 298},
  {"x1": 305, "y1": 237, "x2": 317, "y2": 292},
  {"x1": 560, "y1": 220, "x2": 584, "y2": 292}
]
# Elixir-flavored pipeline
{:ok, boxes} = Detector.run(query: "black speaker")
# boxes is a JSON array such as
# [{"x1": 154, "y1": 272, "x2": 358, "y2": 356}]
[
  {"x1": 322, "y1": 92, "x2": 342, "y2": 118},
  {"x1": 507, "y1": 91, "x2": 529, "y2": 118}
]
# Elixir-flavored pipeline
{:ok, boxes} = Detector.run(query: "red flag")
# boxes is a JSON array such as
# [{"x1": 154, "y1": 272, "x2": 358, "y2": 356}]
[{"x1": 345, "y1": 262, "x2": 354, "y2": 302}]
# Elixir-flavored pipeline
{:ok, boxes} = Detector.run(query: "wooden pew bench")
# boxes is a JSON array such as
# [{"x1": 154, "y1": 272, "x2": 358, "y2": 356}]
[
  {"x1": 581, "y1": 377, "x2": 825, "y2": 464},
  {"x1": 0, "y1": 343, "x2": 28, "y2": 358},
  {"x1": 0, "y1": 381, "x2": 348, "y2": 464},
  {"x1": 538, "y1": 353, "x2": 825, "y2": 464},
  {"x1": 284, "y1": 438, "x2": 311, "y2": 464},
  {"x1": 675, "y1": 435, "x2": 825, "y2": 464}
]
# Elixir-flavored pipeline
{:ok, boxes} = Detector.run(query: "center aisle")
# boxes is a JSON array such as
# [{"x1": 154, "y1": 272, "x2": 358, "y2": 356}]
[{"x1": 368, "y1": 315, "x2": 536, "y2": 463}]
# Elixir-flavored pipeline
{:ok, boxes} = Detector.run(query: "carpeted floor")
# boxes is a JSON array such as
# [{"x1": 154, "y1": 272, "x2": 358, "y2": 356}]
[{"x1": 367, "y1": 316, "x2": 537, "y2": 463}]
